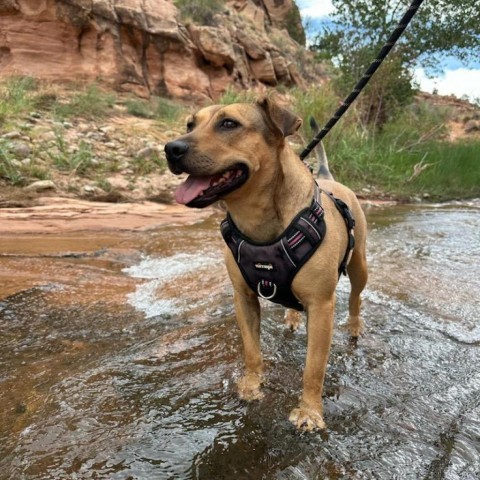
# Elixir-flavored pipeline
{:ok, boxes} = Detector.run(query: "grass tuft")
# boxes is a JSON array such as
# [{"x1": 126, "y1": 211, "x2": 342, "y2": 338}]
[{"x1": 53, "y1": 84, "x2": 116, "y2": 120}]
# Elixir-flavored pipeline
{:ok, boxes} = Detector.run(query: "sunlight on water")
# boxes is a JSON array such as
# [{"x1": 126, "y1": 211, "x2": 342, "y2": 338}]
[{"x1": 123, "y1": 253, "x2": 218, "y2": 318}]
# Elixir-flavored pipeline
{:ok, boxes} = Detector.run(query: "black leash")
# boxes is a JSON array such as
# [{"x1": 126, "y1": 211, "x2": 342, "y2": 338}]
[{"x1": 300, "y1": 0, "x2": 425, "y2": 161}]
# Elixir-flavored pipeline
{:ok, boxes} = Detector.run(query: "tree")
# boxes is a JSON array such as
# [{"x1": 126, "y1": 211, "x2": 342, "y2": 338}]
[{"x1": 311, "y1": 0, "x2": 480, "y2": 126}]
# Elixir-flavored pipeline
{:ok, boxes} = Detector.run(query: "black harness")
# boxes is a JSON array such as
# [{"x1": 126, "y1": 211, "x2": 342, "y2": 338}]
[{"x1": 221, "y1": 184, "x2": 356, "y2": 311}]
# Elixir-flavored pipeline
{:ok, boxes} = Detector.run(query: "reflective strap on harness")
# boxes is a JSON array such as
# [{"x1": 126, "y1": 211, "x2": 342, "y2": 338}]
[{"x1": 323, "y1": 191, "x2": 356, "y2": 276}]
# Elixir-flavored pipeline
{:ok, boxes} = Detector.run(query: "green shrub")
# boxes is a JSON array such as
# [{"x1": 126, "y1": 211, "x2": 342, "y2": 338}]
[
  {"x1": 0, "y1": 140, "x2": 24, "y2": 185},
  {"x1": 125, "y1": 98, "x2": 154, "y2": 118},
  {"x1": 218, "y1": 87, "x2": 257, "y2": 105},
  {"x1": 155, "y1": 98, "x2": 183, "y2": 123},
  {"x1": 174, "y1": 0, "x2": 223, "y2": 25},
  {"x1": 53, "y1": 84, "x2": 116, "y2": 120},
  {"x1": 47, "y1": 131, "x2": 94, "y2": 175},
  {"x1": 0, "y1": 76, "x2": 39, "y2": 126}
]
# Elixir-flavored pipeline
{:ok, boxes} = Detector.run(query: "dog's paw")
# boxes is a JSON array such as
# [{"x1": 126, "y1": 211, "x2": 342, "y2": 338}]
[
  {"x1": 284, "y1": 309, "x2": 302, "y2": 331},
  {"x1": 347, "y1": 315, "x2": 364, "y2": 338},
  {"x1": 289, "y1": 403, "x2": 326, "y2": 432},
  {"x1": 238, "y1": 373, "x2": 264, "y2": 401}
]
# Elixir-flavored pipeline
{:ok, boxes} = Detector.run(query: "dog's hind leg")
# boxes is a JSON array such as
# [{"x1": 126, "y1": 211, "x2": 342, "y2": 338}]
[
  {"x1": 346, "y1": 249, "x2": 368, "y2": 337},
  {"x1": 233, "y1": 289, "x2": 265, "y2": 400}
]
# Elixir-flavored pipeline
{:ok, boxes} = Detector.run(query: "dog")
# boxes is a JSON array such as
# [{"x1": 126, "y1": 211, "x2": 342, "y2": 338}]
[{"x1": 164, "y1": 97, "x2": 368, "y2": 431}]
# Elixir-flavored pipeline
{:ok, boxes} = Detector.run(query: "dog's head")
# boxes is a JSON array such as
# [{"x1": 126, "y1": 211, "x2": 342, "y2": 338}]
[{"x1": 164, "y1": 98, "x2": 302, "y2": 208}]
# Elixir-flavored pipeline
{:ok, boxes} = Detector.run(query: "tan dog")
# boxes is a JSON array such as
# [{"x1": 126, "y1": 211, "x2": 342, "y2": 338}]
[{"x1": 164, "y1": 98, "x2": 367, "y2": 431}]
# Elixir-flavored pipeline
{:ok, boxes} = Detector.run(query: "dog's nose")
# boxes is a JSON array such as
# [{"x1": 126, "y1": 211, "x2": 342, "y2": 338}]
[{"x1": 164, "y1": 140, "x2": 189, "y2": 163}]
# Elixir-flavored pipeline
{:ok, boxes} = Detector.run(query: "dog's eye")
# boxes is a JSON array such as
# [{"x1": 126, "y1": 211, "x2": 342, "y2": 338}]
[
  {"x1": 186, "y1": 121, "x2": 195, "y2": 133},
  {"x1": 219, "y1": 118, "x2": 240, "y2": 130}
]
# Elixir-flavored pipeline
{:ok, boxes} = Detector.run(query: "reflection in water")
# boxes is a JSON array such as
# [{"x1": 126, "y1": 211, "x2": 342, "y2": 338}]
[{"x1": 1, "y1": 202, "x2": 479, "y2": 479}]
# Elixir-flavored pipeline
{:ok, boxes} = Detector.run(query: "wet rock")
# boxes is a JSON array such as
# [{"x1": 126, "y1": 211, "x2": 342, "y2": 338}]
[{"x1": 25, "y1": 180, "x2": 56, "y2": 192}]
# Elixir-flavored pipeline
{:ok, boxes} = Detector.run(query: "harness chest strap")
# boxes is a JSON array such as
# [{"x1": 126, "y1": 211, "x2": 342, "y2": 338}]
[{"x1": 221, "y1": 184, "x2": 355, "y2": 311}]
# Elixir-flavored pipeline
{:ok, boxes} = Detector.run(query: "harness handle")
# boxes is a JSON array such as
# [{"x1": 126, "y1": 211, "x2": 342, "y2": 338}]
[{"x1": 300, "y1": 0, "x2": 425, "y2": 161}]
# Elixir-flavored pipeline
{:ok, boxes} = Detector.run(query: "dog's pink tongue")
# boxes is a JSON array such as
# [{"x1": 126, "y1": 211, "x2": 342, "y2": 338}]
[{"x1": 174, "y1": 175, "x2": 212, "y2": 204}]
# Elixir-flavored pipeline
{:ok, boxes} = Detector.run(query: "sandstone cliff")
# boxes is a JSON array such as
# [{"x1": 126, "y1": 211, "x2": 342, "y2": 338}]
[{"x1": 0, "y1": 0, "x2": 318, "y2": 100}]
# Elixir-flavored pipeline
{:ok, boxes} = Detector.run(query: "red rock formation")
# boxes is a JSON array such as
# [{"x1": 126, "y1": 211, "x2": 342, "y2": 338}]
[{"x1": 0, "y1": 0, "x2": 317, "y2": 100}]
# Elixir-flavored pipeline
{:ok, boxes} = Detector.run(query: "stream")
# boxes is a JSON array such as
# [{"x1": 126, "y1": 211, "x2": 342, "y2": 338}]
[{"x1": 1, "y1": 201, "x2": 479, "y2": 479}]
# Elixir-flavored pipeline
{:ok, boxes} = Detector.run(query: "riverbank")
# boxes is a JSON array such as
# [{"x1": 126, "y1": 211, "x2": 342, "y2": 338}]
[{"x1": 1, "y1": 77, "x2": 479, "y2": 205}]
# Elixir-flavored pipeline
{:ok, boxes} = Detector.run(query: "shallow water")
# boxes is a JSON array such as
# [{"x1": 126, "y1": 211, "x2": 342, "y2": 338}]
[{"x1": 1, "y1": 202, "x2": 479, "y2": 479}]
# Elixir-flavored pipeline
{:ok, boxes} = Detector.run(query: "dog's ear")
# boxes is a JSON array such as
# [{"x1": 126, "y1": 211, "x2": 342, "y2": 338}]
[{"x1": 257, "y1": 97, "x2": 302, "y2": 138}]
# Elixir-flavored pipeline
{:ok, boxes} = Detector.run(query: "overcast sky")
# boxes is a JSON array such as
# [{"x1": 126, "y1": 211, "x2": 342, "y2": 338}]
[{"x1": 296, "y1": 0, "x2": 480, "y2": 101}]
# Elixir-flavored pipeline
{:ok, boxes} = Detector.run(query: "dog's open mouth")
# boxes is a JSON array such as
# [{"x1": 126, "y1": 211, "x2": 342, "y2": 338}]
[{"x1": 174, "y1": 163, "x2": 248, "y2": 208}]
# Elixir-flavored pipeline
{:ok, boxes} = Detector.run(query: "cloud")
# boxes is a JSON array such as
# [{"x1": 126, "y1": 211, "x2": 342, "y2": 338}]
[
  {"x1": 413, "y1": 68, "x2": 480, "y2": 102},
  {"x1": 298, "y1": 0, "x2": 335, "y2": 20}
]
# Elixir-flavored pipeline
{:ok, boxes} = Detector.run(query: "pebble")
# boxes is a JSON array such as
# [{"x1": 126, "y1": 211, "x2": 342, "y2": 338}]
[
  {"x1": 99, "y1": 126, "x2": 114, "y2": 134},
  {"x1": 83, "y1": 185, "x2": 103, "y2": 195},
  {"x1": 25, "y1": 180, "x2": 56, "y2": 192},
  {"x1": 136, "y1": 146, "x2": 158, "y2": 159},
  {"x1": 2, "y1": 131, "x2": 21, "y2": 140},
  {"x1": 39, "y1": 131, "x2": 57, "y2": 142},
  {"x1": 9, "y1": 141, "x2": 32, "y2": 159}
]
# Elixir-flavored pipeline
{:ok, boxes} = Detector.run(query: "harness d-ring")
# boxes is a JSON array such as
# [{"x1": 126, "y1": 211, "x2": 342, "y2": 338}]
[{"x1": 257, "y1": 282, "x2": 277, "y2": 300}]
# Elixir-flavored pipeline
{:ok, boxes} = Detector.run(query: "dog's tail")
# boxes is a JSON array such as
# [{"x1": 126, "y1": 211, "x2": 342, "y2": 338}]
[{"x1": 309, "y1": 117, "x2": 334, "y2": 181}]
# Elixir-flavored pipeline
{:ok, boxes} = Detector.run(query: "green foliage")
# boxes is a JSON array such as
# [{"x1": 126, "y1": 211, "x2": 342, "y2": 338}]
[
  {"x1": 292, "y1": 86, "x2": 480, "y2": 200},
  {"x1": 155, "y1": 98, "x2": 183, "y2": 123},
  {"x1": 125, "y1": 98, "x2": 153, "y2": 118},
  {"x1": 0, "y1": 139, "x2": 24, "y2": 185},
  {"x1": 407, "y1": 141, "x2": 480, "y2": 198},
  {"x1": 131, "y1": 152, "x2": 167, "y2": 176},
  {"x1": 310, "y1": 0, "x2": 480, "y2": 127},
  {"x1": 53, "y1": 84, "x2": 116, "y2": 120},
  {"x1": 174, "y1": 0, "x2": 223, "y2": 25},
  {"x1": 218, "y1": 88, "x2": 257, "y2": 105},
  {"x1": 0, "y1": 76, "x2": 39, "y2": 126},
  {"x1": 125, "y1": 96, "x2": 183, "y2": 124},
  {"x1": 284, "y1": 5, "x2": 306, "y2": 46},
  {"x1": 47, "y1": 130, "x2": 94, "y2": 175},
  {"x1": 0, "y1": 137, "x2": 50, "y2": 185}
]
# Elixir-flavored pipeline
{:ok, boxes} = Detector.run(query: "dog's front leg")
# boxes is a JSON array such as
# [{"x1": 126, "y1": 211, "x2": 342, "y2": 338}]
[
  {"x1": 233, "y1": 288, "x2": 264, "y2": 400},
  {"x1": 289, "y1": 296, "x2": 334, "y2": 431}
]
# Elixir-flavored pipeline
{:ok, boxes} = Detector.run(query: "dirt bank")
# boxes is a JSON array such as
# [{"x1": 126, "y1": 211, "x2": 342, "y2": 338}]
[{"x1": 0, "y1": 196, "x2": 214, "y2": 234}]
